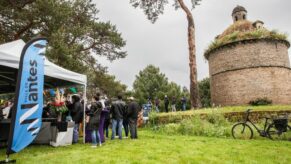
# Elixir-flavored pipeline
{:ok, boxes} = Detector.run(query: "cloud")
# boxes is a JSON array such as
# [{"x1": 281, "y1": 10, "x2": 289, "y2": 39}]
[{"x1": 95, "y1": 0, "x2": 291, "y2": 90}]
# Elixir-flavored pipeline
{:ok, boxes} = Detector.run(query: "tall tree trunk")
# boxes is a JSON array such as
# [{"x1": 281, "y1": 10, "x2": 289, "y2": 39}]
[{"x1": 177, "y1": 0, "x2": 200, "y2": 108}]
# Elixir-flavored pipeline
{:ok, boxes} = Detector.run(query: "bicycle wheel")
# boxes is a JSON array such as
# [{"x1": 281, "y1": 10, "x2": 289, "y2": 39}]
[
  {"x1": 267, "y1": 123, "x2": 291, "y2": 141},
  {"x1": 232, "y1": 123, "x2": 253, "y2": 140}
]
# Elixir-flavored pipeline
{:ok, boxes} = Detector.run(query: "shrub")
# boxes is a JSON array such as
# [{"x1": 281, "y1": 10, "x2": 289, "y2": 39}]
[
  {"x1": 154, "y1": 112, "x2": 232, "y2": 138},
  {"x1": 249, "y1": 98, "x2": 272, "y2": 106},
  {"x1": 149, "y1": 111, "x2": 159, "y2": 126}
]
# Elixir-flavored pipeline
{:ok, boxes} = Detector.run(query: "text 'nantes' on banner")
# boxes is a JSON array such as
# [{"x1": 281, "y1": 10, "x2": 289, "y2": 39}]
[{"x1": 7, "y1": 38, "x2": 47, "y2": 154}]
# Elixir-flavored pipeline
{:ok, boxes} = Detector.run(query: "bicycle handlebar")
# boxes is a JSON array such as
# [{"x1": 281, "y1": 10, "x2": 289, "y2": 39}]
[
  {"x1": 246, "y1": 109, "x2": 252, "y2": 113},
  {"x1": 244, "y1": 109, "x2": 252, "y2": 120}
]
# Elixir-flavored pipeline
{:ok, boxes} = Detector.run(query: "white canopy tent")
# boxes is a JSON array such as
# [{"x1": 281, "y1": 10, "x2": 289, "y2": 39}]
[
  {"x1": 0, "y1": 39, "x2": 87, "y2": 85},
  {"x1": 0, "y1": 39, "x2": 88, "y2": 143}
]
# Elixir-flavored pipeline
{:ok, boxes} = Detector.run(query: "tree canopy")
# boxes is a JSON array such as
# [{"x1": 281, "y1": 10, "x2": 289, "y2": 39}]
[
  {"x1": 198, "y1": 78, "x2": 211, "y2": 107},
  {"x1": 133, "y1": 65, "x2": 189, "y2": 107},
  {"x1": 0, "y1": 0, "x2": 127, "y2": 95}
]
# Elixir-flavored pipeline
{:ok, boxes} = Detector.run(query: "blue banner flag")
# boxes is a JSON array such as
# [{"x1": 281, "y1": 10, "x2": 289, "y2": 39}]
[{"x1": 7, "y1": 38, "x2": 47, "y2": 154}]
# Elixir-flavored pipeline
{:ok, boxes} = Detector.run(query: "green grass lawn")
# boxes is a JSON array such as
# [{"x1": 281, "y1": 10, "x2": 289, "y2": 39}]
[{"x1": 0, "y1": 129, "x2": 290, "y2": 164}]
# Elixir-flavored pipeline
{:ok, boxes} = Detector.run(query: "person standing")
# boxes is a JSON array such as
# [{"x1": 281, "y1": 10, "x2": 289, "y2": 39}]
[
  {"x1": 110, "y1": 95, "x2": 126, "y2": 140},
  {"x1": 88, "y1": 94, "x2": 103, "y2": 147},
  {"x1": 155, "y1": 97, "x2": 160, "y2": 113},
  {"x1": 127, "y1": 97, "x2": 140, "y2": 139},
  {"x1": 103, "y1": 100, "x2": 111, "y2": 138},
  {"x1": 164, "y1": 95, "x2": 169, "y2": 113},
  {"x1": 70, "y1": 95, "x2": 83, "y2": 144},
  {"x1": 123, "y1": 103, "x2": 129, "y2": 138},
  {"x1": 98, "y1": 95, "x2": 109, "y2": 142},
  {"x1": 171, "y1": 96, "x2": 176, "y2": 112},
  {"x1": 181, "y1": 96, "x2": 187, "y2": 111}
]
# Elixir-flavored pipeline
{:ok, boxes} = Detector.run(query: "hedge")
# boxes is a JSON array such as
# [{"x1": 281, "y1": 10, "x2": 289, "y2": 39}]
[{"x1": 150, "y1": 107, "x2": 291, "y2": 124}]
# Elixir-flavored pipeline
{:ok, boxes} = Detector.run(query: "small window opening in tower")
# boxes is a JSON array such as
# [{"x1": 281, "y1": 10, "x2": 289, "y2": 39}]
[
  {"x1": 235, "y1": 16, "x2": 238, "y2": 21},
  {"x1": 243, "y1": 15, "x2": 246, "y2": 20}
]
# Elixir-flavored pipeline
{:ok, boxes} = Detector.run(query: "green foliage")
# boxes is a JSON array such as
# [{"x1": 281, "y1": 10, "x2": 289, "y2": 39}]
[
  {"x1": 249, "y1": 98, "x2": 272, "y2": 106},
  {"x1": 155, "y1": 112, "x2": 232, "y2": 138},
  {"x1": 0, "y1": 0, "x2": 128, "y2": 96},
  {"x1": 87, "y1": 71, "x2": 127, "y2": 98},
  {"x1": 149, "y1": 111, "x2": 159, "y2": 126},
  {"x1": 133, "y1": 65, "x2": 189, "y2": 109},
  {"x1": 198, "y1": 78, "x2": 211, "y2": 107},
  {"x1": 154, "y1": 105, "x2": 291, "y2": 125},
  {"x1": 50, "y1": 105, "x2": 68, "y2": 114},
  {"x1": 205, "y1": 29, "x2": 289, "y2": 59},
  {"x1": 133, "y1": 65, "x2": 169, "y2": 104}
]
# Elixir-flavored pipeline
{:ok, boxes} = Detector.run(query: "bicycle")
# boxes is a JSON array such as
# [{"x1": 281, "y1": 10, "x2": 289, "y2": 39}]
[{"x1": 232, "y1": 109, "x2": 291, "y2": 140}]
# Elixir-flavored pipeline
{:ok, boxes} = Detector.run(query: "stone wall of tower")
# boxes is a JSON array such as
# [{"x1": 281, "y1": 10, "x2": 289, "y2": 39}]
[{"x1": 208, "y1": 39, "x2": 291, "y2": 106}]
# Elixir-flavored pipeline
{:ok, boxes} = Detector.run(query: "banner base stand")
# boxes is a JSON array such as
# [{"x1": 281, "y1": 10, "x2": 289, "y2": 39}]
[
  {"x1": 0, "y1": 156, "x2": 16, "y2": 163},
  {"x1": 0, "y1": 159, "x2": 16, "y2": 164}
]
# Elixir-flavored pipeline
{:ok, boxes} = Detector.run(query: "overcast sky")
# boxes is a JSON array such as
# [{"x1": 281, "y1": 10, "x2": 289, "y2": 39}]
[{"x1": 94, "y1": 0, "x2": 291, "y2": 90}]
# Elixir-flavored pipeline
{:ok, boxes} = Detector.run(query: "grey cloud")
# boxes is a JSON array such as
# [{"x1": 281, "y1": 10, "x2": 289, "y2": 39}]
[{"x1": 95, "y1": 0, "x2": 291, "y2": 90}]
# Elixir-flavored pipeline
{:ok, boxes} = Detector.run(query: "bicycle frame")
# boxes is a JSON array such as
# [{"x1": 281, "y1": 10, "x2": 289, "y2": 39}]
[{"x1": 243, "y1": 110, "x2": 271, "y2": 136}]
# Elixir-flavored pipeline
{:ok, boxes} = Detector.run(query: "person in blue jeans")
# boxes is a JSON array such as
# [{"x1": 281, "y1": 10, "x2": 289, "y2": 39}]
[
  {"x1": 88, "y1": 93, "x2": 103, "y2": 147},
  {"x1": 181, "y1": 96, "x2": 187, "y2": 111},
  {"x1": 91, "y1": 129, "x2": 101, "y2": 147},
  {"x1": 110, "y1": 95, "x2": 126, "y2": 140},
  {"x1": 111, "y1": 119, "x2": 123, "y2": 139},
  {"x1": 68, "y1": 95, "x2": 83, "y2": 144}
]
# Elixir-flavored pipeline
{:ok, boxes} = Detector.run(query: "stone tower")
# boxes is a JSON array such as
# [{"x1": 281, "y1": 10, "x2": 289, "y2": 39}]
[
  {"x1": 232, "y1": 5, "x2": 247, "y2": 22},
  {"x1": 204, "y1": 6, "x2": 291, "y2": 106}
]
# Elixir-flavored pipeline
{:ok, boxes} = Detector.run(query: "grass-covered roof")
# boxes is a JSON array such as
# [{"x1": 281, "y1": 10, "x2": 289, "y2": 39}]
[{"x1": 204, "y1": 20, "x2": 289, "y2": 59}]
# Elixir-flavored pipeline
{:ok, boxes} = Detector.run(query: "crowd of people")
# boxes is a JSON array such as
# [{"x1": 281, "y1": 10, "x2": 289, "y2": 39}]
[
  {"x1": 0, "y1": 91, "x2": 141, "y2": 148},
  {"x1": 1, "y1": 90, "x2": 187, "y2": 148},
  {"x1": 148, "y1": 95, "x2": 188, "y2": 113},
  {"x1": 85, "y1": 93, "x2": 140, "y2": 148}
]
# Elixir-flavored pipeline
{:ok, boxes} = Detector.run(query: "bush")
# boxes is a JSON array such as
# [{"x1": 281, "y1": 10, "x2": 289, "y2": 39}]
[
  {"x1": 249, "y1": 98, "x2": 272, "y2": 106},
  {"x1": 153, "y1": 112, "x2": 232, "y2": 138},
  {"x1": 149, "y1": 111, "x2": 159, "y2": 126}
]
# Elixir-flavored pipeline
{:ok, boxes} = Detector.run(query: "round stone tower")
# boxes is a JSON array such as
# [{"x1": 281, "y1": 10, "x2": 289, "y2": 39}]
[{"x1": 205, "y1": 6, "x2": 291, "y2": 106}]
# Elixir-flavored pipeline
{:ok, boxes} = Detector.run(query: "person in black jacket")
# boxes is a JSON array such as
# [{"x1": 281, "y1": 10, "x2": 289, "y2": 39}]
[
  {"x1": 103, "y1": 100, "x2": 111, "y2": 138},
  {"x1": 70, "y1": 95, "x2": 83, "y2": 143},
  {"x1": 88, "y1": 94, "x2": 103, "y2": 147},
  {"x1": 127, "y1": 97, "x2": 140, "y2": 139},
  {"x1": 164, "y1": 95, "x2": 169, "y2": 113},
  {"x1": 123, "y1": 103, "x2": 129, "y2": 138},
  {"x1": 110, "y1": 95, "x2": 126, "y2": 140}
]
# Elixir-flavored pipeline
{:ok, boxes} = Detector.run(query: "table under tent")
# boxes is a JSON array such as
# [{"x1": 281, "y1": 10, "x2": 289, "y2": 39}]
[{"x1": 0, "y1": 40, "x2": 87, "y2": 146}]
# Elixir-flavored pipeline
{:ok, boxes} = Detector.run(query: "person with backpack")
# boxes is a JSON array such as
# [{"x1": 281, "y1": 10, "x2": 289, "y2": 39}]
[{"x1": 88, "y1": 94, "x2": 103, "y2": 147}]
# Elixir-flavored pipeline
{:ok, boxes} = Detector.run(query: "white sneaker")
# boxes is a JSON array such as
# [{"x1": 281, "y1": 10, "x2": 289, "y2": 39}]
[
  {"x1": 125, "y1": 136, "x2": 128, "y2": 139},
  {"x1": 99, "y1": 143, "x2": 102, "y2": 147},
  {"x1": 91, "y1": 145, "x2": 97, "y2": 148}
]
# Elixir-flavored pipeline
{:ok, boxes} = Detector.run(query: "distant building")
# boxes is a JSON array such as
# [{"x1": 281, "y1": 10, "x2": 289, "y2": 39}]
[{"x1": 204, "y1": 6, "x2": 291, "y2": 106}]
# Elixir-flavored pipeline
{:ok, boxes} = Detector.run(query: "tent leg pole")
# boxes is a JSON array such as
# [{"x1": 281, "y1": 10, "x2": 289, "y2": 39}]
[{"x1": 83, "y1": 85, "x2": 87, "y2": 144}]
